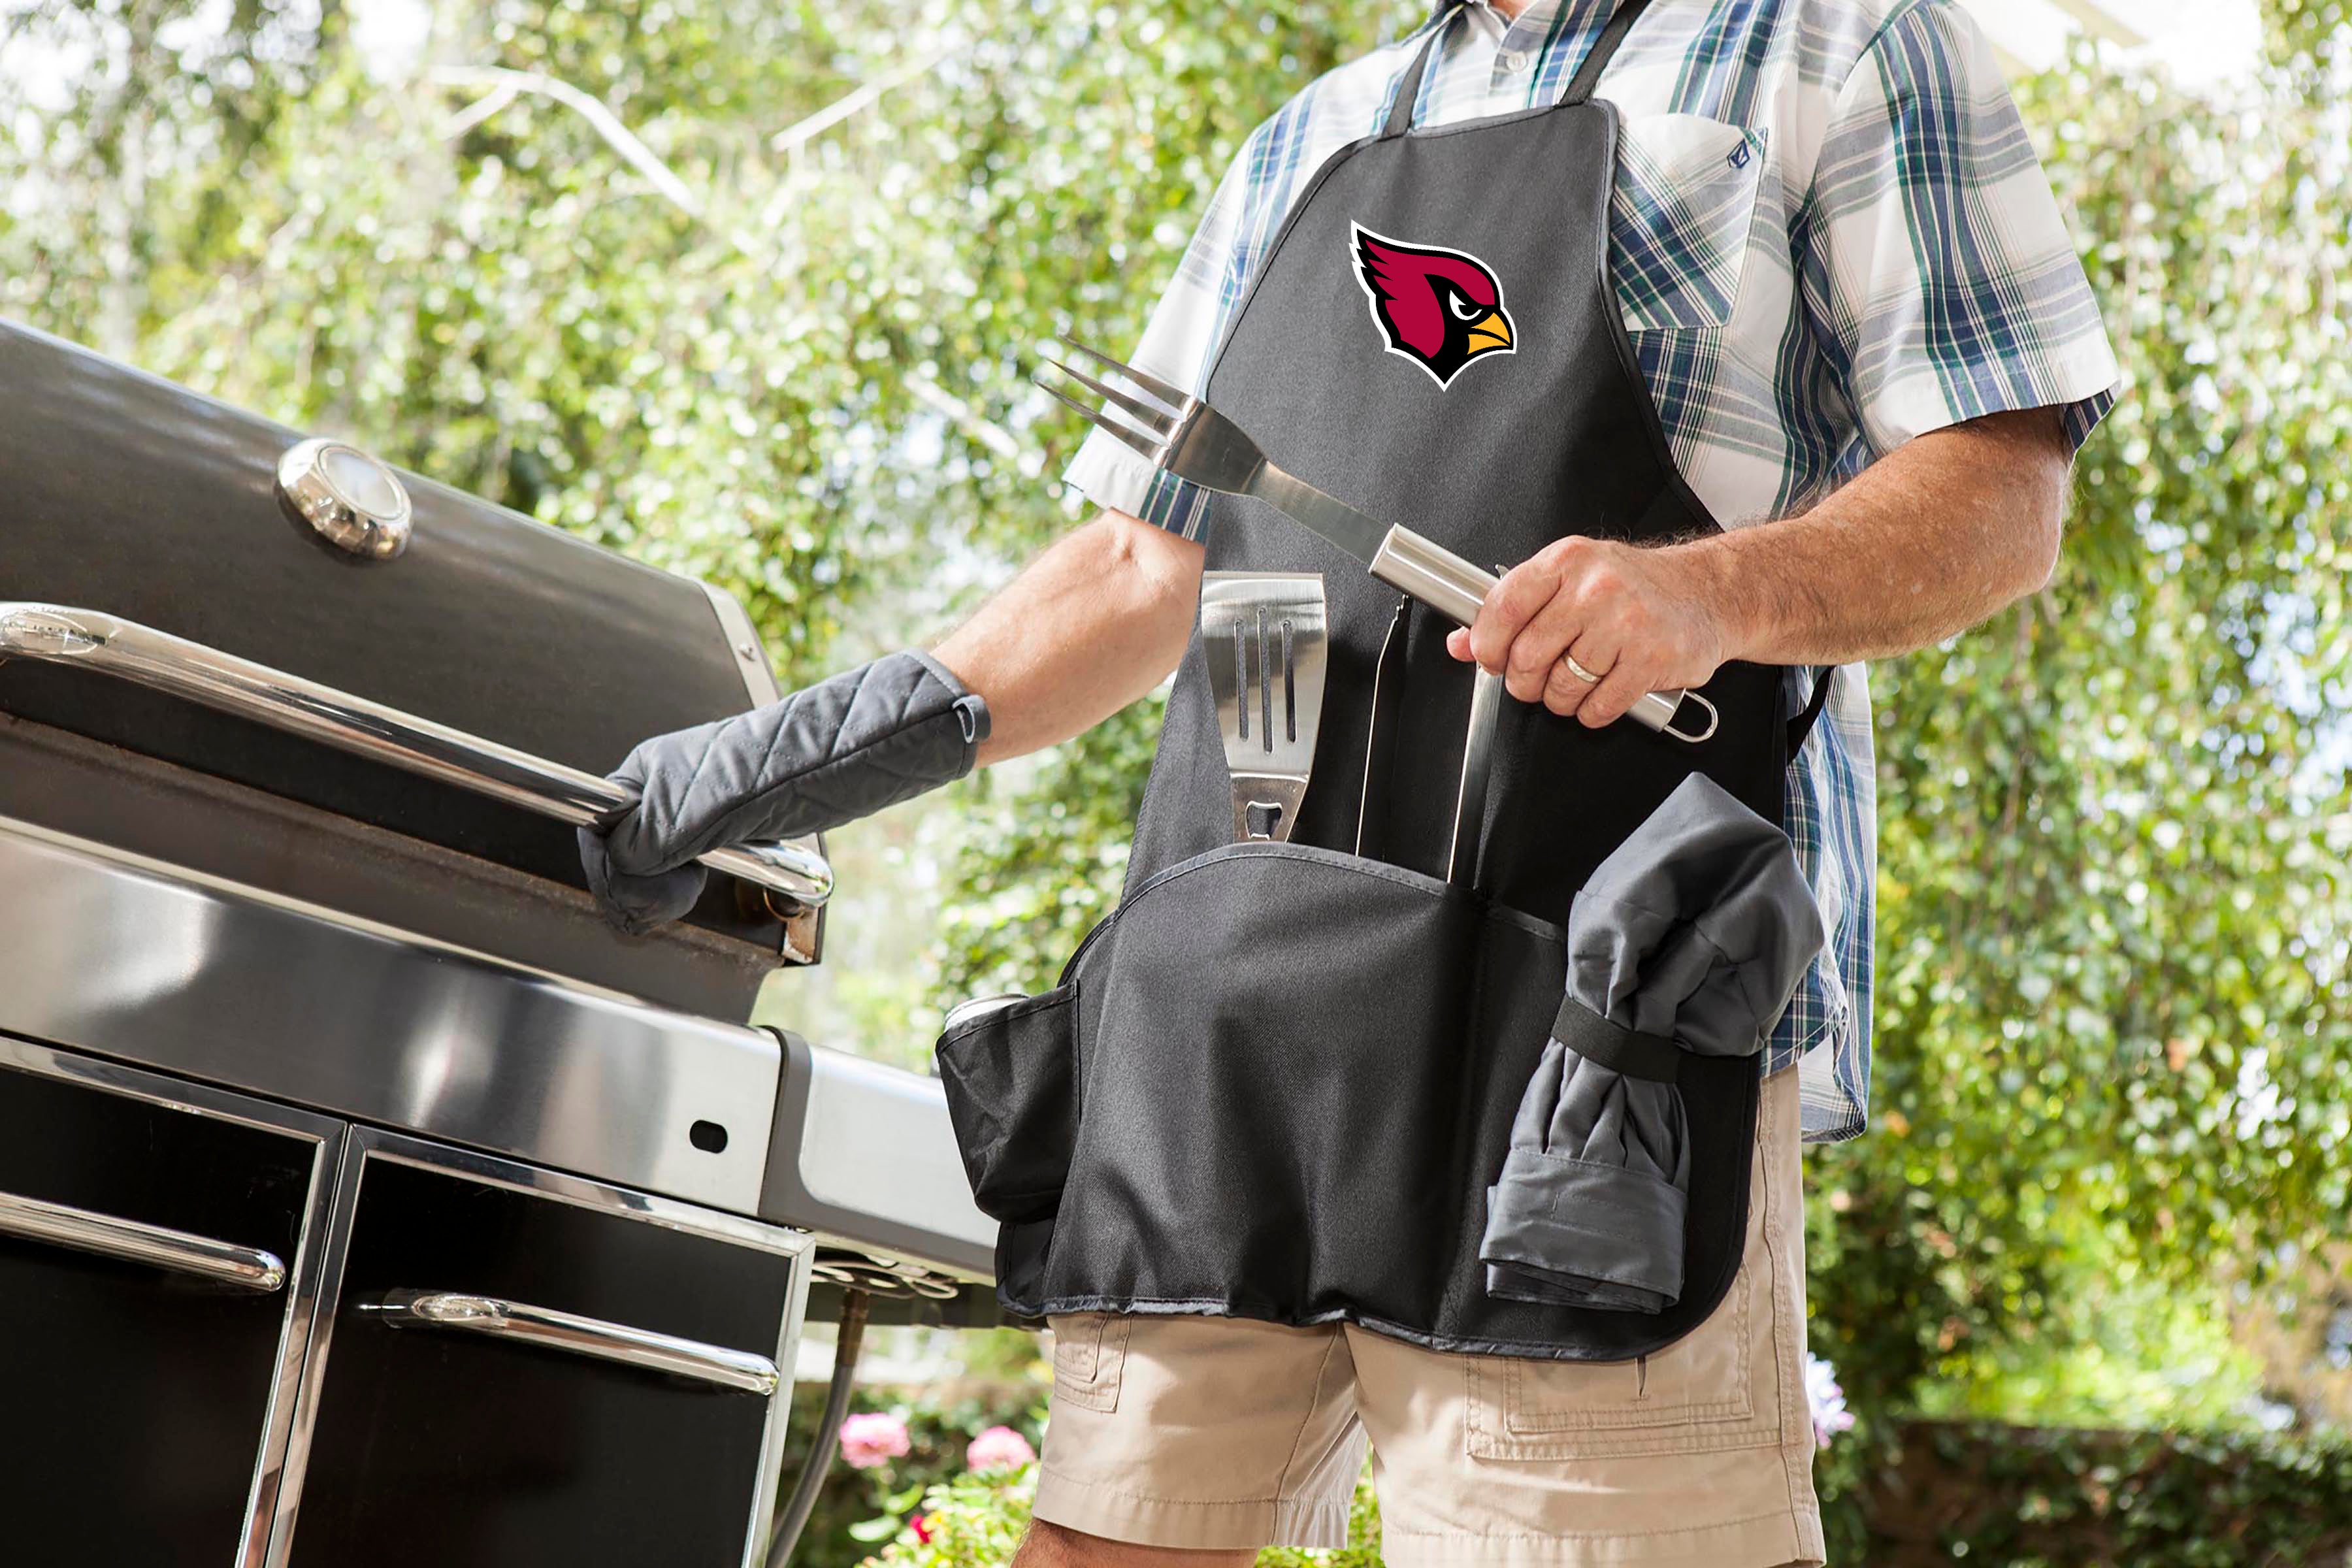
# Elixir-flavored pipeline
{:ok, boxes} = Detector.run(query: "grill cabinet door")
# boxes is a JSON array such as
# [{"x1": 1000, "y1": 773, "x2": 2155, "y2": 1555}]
[
  {"x1": 282, "y1": 1134, "x2": 806, "y2": 1568},
  {"x1": 0, "y1": 1040, "x2": 339, "y2": 1567}
]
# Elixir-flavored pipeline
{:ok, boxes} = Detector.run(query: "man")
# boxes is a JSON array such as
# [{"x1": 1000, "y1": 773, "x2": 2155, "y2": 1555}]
[{"x1": 584, "y1": 1, "x2": 2117, "y2": 1562}]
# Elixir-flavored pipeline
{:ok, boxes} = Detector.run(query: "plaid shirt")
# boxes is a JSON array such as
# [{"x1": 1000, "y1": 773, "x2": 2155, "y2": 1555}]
[{"x1": 1065, "y1": 0, "x2": 2119, "y2": 1143}]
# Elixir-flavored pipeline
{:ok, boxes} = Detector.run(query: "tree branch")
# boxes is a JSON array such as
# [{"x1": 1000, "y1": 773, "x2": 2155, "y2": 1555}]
[
  {"x1": 906, "y1": 372, "x2": 1021, "y2": 462},
  {"x1": 430, "y1": 65, "x2": 704, "y2": 218},
  {"x1": 439, "y1": 79, "x2": 521, "y2": 141},
  {"x1": 768, "y1": 48, "x2": 953, "y2": 155}
]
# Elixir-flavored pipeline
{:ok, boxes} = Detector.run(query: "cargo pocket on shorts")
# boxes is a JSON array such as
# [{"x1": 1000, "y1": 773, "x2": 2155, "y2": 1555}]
[
  {"x1": 1465, "y1": 1258, "x2": 1778, "y2": 1460},
  {"x1": 1049, "y1": 1312, "x2": 1133, "y2": 1414}
]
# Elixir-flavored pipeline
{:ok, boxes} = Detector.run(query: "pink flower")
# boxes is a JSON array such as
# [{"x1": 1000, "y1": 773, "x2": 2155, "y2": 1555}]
[
  {"x1": 1804, "y1": 1353, "x2": 1855, "y2": 1450},
  {"x1": 965, "y1": 1424, "x2": 1037, "y2": 1473},
  {"x1": 838, "y1": 1411, "x2": 911, "y2": 1469},
  {"x1": 911, "y1": 1513, "x2": 935, "y2": 1544}
]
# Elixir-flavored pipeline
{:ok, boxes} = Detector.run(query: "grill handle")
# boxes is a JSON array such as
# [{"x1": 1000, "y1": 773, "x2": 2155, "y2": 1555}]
[
  {"x1": 0, "y1": 1189, "x2": 287, "y2": 1291},
  {"x1": 0, "y1": 602, "x2": 833, "y2": 912},
  {"x1": 365, "y1": 1288, "x2": 780, "y2": 1395}
]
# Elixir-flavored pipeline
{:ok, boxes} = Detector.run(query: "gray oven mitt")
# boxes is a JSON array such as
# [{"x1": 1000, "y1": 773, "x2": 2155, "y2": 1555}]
[
  {"x1": 577, "y1": 650, "x2": 989, "y2": 934},
  {"x1": 1480, "y1": 773, "x2": 1823, "y2": 1313}
]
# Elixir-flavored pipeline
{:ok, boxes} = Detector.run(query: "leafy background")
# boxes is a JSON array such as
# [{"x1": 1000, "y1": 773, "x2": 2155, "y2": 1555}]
[{"x1": 4, "y1": 0, "x2": 2349, "y2": 1557}]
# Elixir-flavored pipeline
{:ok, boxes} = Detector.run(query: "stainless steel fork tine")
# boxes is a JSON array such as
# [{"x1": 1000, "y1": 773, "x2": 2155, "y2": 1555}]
[
  {"x1": 1041, "y1": 357, "x2": 1178, "y2": 438},
  {"x1": 1034, "y1": 378, "x2": 1166, "y2": 463},
  {"x1": 1060, "y1": 340, "x2": 1191, "y2": 417}
]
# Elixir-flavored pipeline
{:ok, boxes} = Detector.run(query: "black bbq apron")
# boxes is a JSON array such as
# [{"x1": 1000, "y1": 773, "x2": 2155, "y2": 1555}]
[{"x1": 941, "y1": 0, "x2": 1823, "y2": 1360}]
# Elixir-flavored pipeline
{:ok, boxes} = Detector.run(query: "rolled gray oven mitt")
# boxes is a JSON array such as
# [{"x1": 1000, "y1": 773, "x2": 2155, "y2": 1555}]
[
  {"x1": 578, "y1": 649, "x2": 990, "y2": 934},
  {"x1": 1480, "y1": 773, "x2": 1823, "y2": 1313}
]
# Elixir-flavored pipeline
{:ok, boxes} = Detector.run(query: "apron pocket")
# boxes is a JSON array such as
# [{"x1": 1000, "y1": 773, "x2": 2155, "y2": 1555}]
[
  {"x1": 936, "y1": 985, "x2": 1080, "y2": 1224},
  {"x1": 1043, "y1": 843, "x2": 1503, "y2": 1324},
  {"x1": 1004, "y1": 841, "x2": 1760, "y2": 1363}
]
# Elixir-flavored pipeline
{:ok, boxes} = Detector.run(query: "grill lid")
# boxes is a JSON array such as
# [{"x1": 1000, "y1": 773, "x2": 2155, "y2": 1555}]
[{"x1": 0, "y1": 318, "x2": 826, "y2": 1002}]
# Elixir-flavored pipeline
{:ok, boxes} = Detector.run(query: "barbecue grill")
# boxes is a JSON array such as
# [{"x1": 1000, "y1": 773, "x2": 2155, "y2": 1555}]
[{"x1": 0, "y1": 318, "x2": 995, "y2": 1567}]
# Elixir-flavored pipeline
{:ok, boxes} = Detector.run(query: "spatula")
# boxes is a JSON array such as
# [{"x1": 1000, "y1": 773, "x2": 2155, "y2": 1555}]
[{"x1": 1201, "y1": 573, "x2": 1328, "y2": 842}]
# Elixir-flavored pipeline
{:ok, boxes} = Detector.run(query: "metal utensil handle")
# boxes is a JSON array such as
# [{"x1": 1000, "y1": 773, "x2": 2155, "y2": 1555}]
[
  {"x1": 367, "y1": 1288, "x2": 780, "y2": 1395},
  {"x1": 1365, "y1": 529, "x2": 1719, "y2": 744},
  {"x1": 0, "y1": 1189, "x2": 287, "y2": 1292},
  {"x1": 1446, "y1": 668, "x2": 1504, "y2": 887},
  {"x1": 0, "y1": 602, "x2": 834, "y2": 909}
]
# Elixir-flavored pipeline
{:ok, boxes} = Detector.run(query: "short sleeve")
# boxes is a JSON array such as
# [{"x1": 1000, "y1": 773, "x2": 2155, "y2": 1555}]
[
  {"x1": 1798, "y1": 0, "x2": 2121, "y2": 459},
  {"x1": 1058, "y1": 129, "x2": 1267, "y2": 540}
]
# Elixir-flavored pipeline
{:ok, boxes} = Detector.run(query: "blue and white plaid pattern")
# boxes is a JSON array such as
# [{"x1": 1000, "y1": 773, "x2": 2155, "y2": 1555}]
[{"x1": 1064, "y1": 0, "x2": 2120, "y2": 1143}]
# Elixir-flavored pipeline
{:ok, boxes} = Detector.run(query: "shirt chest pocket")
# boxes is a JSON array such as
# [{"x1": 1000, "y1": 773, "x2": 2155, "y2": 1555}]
[{"x1": 1609, "y1": 112, "x2": 1770, "y2": 333}]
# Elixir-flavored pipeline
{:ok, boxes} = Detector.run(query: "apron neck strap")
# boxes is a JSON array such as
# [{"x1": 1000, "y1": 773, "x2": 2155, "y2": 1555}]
[
  {"x1": 1382, "y1": 2, "x2": 1467, "y2": 139},
  {"x1": 1786, "y1": 664, "x2": 1837, "y2": 756},
  {"x1": 1562, "y1": 0, "x2": 1657, "y2": 105},
  {"x1": 1382, "y1": 0, "x2": 1659, "y2": 140}
]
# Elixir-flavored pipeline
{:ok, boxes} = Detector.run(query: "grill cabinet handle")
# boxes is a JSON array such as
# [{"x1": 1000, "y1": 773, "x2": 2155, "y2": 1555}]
[
  {"x1": 0, "y1": 602, "x2": 833, "y2": 911},
  {"x1": 0, "y1": 1190, "x2": 287, "y2": 1292},
  {"x1": 366, "y1": 1288, "x2": 780, "y2": 1395}
]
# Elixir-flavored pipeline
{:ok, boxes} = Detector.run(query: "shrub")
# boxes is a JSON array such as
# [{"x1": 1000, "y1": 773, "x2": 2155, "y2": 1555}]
[
  {"x1": 856, "y1": 1463, "x2": 1385, "y2": 1568},
  {"x1": 841, "y1": 1420, "x2": 2352, "y2": 1567}
]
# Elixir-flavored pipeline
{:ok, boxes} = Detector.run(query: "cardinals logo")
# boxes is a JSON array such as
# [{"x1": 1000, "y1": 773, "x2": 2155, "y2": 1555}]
[{"x1": 1350, "y1": 223, "x2": 1516, "y2": 387}]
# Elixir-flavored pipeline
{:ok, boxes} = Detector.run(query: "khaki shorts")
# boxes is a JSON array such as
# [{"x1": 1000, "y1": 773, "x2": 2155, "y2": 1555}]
[{"x1": 1032, "y1": 1063, "x2": 1824, "y2": 1568}]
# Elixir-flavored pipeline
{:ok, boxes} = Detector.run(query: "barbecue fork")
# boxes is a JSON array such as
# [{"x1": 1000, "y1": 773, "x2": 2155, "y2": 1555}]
[{"x1": 1036, "y1": 339, "x2": 1716, "y2": 743}]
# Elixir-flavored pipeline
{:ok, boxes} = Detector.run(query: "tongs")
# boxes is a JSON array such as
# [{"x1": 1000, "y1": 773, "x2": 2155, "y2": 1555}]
[{"x1": 1037, "y1": 340, "x2": 1716, "y2": 743}]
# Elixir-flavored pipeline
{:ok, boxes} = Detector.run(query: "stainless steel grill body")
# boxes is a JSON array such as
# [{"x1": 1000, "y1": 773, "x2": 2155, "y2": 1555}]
[{"x1": 0, "y1": 320, "x2": 1000, "y2": 1562}]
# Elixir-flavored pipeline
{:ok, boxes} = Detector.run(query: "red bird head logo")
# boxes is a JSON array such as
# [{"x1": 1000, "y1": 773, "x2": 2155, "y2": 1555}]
[{"x1": 1351, "y1": 223, "x2": 1516, "y2": 387}]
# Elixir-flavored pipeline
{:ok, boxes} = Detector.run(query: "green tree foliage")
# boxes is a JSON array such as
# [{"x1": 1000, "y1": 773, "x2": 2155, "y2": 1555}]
[
  {"x1": 1805, "y1": 31, "x2": 2352, "y2": 1428},
  {"x1": 1840, "y1": 1418, "x2": 2352, "y2": 1566},
  {"x1": 2266, "y1": 0, "x2": 2352, "y2": 63},
  {"x1": 3, "y1": 0, "x2": 2345, "y2": 1445}
]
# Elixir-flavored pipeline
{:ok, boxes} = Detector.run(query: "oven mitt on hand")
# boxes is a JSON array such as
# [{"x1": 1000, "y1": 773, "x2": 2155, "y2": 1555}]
[
  {"x1": 577, "y1": 650, "x2": 989, "y2": 934},
  {"x1": 1480, "y1": 773, "x2": 1823, "y2": 1313}
]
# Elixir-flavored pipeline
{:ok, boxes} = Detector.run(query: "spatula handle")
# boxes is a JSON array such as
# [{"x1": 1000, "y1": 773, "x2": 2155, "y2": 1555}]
[{"x1": 1367, "y1": 526, "x2": 1717, "y2": 744}]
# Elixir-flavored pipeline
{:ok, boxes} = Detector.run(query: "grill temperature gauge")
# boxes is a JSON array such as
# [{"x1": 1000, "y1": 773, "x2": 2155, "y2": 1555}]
[{"x1": 276, "y1": 438, "x2": 413, "y2": 560}]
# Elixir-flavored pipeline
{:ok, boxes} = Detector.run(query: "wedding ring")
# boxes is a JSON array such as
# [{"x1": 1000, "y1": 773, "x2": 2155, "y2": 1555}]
[{"x1": 1562, "y1": 652, "x2": 1602, "y2": 685}]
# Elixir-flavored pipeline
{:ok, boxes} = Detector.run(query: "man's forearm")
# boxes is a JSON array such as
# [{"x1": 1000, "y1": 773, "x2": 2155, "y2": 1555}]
[
  {"x1": 938, "y1": 412, "x2": 2067, "y2": 755},
  {"x1": 931, "y1": 511, "x2": 1205, "y2": 765},
  {"x1": 1452, "y1": 406, "x2": 2075, "y2": 725},
  {"x1": 1673, "y1": 407, "x2": 2071, "y2": 668}
]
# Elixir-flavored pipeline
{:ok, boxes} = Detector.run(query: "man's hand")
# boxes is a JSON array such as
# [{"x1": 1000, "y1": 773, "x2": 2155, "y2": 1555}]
[
  {"x1": 574, "y1": 509, "x2": 1194, "y2": 932},
  {"x1": 1445, "y1": 536, "x2": 1737, "y2": 729},
  {"x1": 1447, "y1": 406, "x2": 2076, "y2": 720}
]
